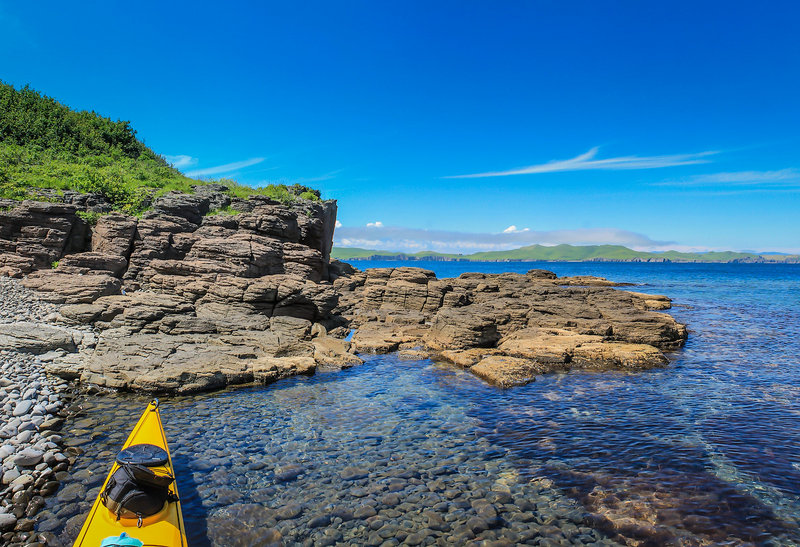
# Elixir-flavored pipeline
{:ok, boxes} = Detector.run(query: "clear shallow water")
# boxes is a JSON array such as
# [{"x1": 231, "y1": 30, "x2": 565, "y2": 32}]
[{"x1": 39, "y1": 262, "x2": 800, "y2": 545}]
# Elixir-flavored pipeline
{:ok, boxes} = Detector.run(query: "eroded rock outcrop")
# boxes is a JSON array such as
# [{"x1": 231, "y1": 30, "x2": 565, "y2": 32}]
[
  {"x1": 0, "y1": 201, "x2": 87, "y2": 276},
  {"x1": 0, "y1": 189, "x2": 358, "y2": 393},
  {"x1": 333, "y1": 267, "x2": 687, "y2": 388},
  {"x1": 1, "y1": 189, "x2": 688, "y2": 393}
]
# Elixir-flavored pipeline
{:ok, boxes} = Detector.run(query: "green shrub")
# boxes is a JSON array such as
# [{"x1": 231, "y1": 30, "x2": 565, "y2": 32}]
[
  {"x1": 205, "y1": 205, "x2": 240, "y2": 216},
  {"x1": 0, "y1": 82, "x2": 323, "y2": 213},
  {"x1": 76, "y1": 210, "x2": 108, "y2": 225},
  {"x1": 300, "y1": 190, "x2": 321, "y2": 201}
]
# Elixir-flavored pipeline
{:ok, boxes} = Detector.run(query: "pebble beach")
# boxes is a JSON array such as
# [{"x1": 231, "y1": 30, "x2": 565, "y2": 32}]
[{"x1": 0, "y1": 278, "x2": 76, "y2": 545}]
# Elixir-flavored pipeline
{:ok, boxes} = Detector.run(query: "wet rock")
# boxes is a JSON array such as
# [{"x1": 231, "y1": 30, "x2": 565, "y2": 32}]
[
  {"x1": 213, "y1": 488, "x2": 242, "y2": 505},
  {"x1": 308, "y1": 514, "x2": 331, "y2": 528},
  {"x1": 354, "y1": 505, "x2": 378, "y2": 519},
  {"x1": 340, "y1": 466, "x2": 370, "y2": 480},
  {"x1": 380, "y1": 493, "x2": 401, "y2": 507},
  {"x1": 14, "y1": 448, "x2": 43, "y2": 467},
  {"x1": 329, "y1": 505, "x2": 354, "y2": 521},
  {"x1": 0, "y1": 513, "x2": 17, "y2": 532},
  {"x1": 276, "y1": 503, "x2": 303, "y2": 520},
  {"x1": 471, "y1": 356, "x2": 542, "y2": 388},
  {"x1": 11, "y1": 474, "x2": 34, "y2": 488},
  {"x1": 467, "y1": 516, "x2": 490, "y2": 534},
  {"x1": 56, "y1": 483, "x2": 85, "y2": 503},
  {"x1": 274, "y1": 464, "x2": 305, "y2": 482}
]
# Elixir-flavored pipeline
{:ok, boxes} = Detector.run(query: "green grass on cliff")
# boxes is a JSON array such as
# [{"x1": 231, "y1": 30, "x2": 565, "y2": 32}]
[{"x1": 0, "y1": 82, "x2": 320, "y2": 213}]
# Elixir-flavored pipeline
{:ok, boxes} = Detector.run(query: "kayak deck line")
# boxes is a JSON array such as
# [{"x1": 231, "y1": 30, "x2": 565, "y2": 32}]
[{"x1": 73, "y1": 400, "x2": 187, "y2": 547}]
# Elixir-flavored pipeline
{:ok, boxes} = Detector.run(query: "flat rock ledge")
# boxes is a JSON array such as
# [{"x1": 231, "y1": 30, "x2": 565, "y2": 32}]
[
  {"x1": 333, "y1": 267, "x2": 687, "y2": 388},
  {"x1": 0, "y1": 265, "x2": 687, "y2": 394}
]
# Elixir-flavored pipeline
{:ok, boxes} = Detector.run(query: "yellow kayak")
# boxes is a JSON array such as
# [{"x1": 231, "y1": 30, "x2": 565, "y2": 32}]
[{"x1": 73, "y1": 400, "x2": 187, "y2": 547}]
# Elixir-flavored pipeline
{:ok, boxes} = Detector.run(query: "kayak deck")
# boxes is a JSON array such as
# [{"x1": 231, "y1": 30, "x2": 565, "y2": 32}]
[{"x1": 73, "y1": 401, "x2": 187, "y2": 547}]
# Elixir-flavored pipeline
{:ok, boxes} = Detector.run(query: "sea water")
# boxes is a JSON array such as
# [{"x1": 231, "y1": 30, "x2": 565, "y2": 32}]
[{"x1": 40, "y1": 262, "x2": 800, "y2": 545}]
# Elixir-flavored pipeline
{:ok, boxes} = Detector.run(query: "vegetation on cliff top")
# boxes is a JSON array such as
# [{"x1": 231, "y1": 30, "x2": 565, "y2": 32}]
[
  {"x1": 0, "y1": 82, "x2": 320, "y2": 213},
  {"x1": 331, "y1": 244, "x2": 800, "y2": 263}
]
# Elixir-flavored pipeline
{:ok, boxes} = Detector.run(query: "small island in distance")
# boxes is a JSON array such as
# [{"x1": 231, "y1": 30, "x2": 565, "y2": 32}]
[{"x1": 332, "y1": 244, "x2": 800, "y2": 263}]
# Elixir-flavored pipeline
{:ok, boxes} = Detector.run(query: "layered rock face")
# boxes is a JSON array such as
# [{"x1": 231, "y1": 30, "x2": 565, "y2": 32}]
[
  {"x1": 0, "y1": 190, "x2": 358, "y2": 393},
  {"x1": 1, "y1": 192, "x2": 688, "y2": 392},
  {"x1": 333, "y1": 267, "x2": 687, "y2": 388}
]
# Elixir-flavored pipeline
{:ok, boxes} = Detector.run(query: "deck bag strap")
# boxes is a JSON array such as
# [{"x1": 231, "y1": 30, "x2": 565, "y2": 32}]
[{"x1": 100, "y1": 463, "x2": 176, "y2": 522}]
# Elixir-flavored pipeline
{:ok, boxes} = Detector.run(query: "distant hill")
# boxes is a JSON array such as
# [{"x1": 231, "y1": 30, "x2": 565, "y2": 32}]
[
  {"x1": 331, "y1": 244, "x2": 800, "y2": 263},
  {"x1": 0, "y1": 82, "x2": 320, "y2": 213}
]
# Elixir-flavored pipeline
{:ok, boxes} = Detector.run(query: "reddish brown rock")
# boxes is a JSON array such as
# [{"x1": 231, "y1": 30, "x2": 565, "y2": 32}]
[
  {"x1": 0, "y1": 253, "x2": 36, "y2": 278},
  {"x1": 91, "y1": 213, "x2": 137, "y2": 257},
  {"x1": 58, "y1": 252, "x2": 128, "y2": 277},
  {"x1": 571, "y1": 342, "x2": 669, "y2": 369},
  {"x1": 22, "y1": 271, "x2": 121, "y2": 304},
  {"x1": 424, "y1": 305, "x2": 503, "y2": 350},
  {"x1": 498, "y1": 328, "x2": 603, "y2": 364},
  {"x1": 335, "y1": 266, "x2": 687, "y2": 386},
  {"x1": 0, "y1": 201, "x2": 85, "y2": 267},
  {"x1": 471, "y1": 356, "x2": 544, "y2": 388}
]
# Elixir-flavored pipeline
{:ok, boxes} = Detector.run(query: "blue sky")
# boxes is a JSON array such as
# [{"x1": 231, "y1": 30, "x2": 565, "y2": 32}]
[{"x1": 2, "y1": 1, "x2": 799, "y2": 252}]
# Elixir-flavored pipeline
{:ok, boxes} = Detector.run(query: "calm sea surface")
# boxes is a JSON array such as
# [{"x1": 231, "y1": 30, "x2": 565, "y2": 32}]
[{"x1": 41, "y1": 262, "x2": 800, "y2": 546}]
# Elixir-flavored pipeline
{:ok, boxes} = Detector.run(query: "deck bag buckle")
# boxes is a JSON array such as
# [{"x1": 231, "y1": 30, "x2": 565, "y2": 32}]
[{"x1": 100, "y1": 463, "x2": 177, "y2": 522}]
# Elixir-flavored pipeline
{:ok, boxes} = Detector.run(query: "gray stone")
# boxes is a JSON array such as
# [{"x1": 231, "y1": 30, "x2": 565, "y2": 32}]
[
  {"x1": 11, "y1": 473, "x2": 34, "y2": 487},
  {"x1": 0, "y1": 322, "x2": 77, "y2": 353},
  {"x1": 275, "y1": 503, "x2": 303, "y2": 520},
  {"x1": 340, "y1": 466, "x2": 369, "y2": 480},
  {"x1": 354, "y1": 505, "x2": 377, "y2": 519},
  {"x1": 14, "y1": 448, "x2": 44, "y2": 467},
  {"x1": 0, "y1": 513, "x2": 18, "y2": 531},
  {"x1": 2, "y1": 468, "x2": 20, "y2": 485},
  {"x1": 308, "y1": 514, "x2": 331, "y2": 528}
]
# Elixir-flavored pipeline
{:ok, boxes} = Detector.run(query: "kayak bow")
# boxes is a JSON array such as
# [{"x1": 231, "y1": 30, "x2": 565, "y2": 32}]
[{"x1": 73, "y1": 400, "x2": 187, "y2": 547}]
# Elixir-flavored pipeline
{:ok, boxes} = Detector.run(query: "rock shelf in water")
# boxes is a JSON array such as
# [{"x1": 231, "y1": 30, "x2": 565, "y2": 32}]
[{"x1": 0, "y1": 192, "x2": 687, "y2": 393}]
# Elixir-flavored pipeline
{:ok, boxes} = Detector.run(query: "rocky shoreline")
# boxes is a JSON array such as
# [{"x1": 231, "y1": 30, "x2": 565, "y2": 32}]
[
  {"x1": 0, "y1": 190, "x2": 691, "y2": 543},
  {"x1": 334, "y1": 267, "x2": 686, "y2": 388},
  {"x1": 0, "y1": 277, "x2": 78, "y2": 545},
  {"x1": 0, "y1": 190, "x2": 688, "y2": 396}
]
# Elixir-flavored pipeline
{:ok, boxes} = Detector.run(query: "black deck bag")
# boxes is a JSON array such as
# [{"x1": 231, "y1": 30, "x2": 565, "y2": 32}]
[{"x1": 101, "y1": 463, "x2": 176, "y2": 523}]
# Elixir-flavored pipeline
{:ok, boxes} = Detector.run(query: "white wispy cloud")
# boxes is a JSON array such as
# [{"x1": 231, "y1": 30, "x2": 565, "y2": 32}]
[
  {"x1": 335, "y1": 220, "x2": 342, "y2": 228},
  {"x1": 186, "y1": 157, "x2": 266, "y2": 178},
  {"x1": 164, "y1": 154, "x2": 198, "y2": 170},
  {"x1": 445, "y1": 147, "x2": 718, "y2": 179},
  {"x1": 334, "y1": 225, "x2": 668, "y2": 253},
  {"x1": 366, "y1": 221, "x2": 384, "y2": 228},
  {"x1": 503, "y1": 225, "x2": 530, "y2": 233},
  {"x1": 653, "y1": 169, "x2": 800, "y2": 188},
  {"x1": 265, "y1": 170, "x2": 343, "y2": 186}
]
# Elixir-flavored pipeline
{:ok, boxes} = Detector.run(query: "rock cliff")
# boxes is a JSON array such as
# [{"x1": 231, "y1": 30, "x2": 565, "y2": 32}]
[
  {"x1": 0, "y1": 192, "x2": 688, "y2": 393},
  {"x1": 0, "y1": 189, "x2": 356, "y2": 393}
]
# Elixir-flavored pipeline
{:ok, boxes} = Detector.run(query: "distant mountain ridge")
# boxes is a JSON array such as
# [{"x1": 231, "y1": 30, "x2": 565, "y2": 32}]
[{"x1": 332, "y1": 244, "x2": 800, "y2": 263}]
